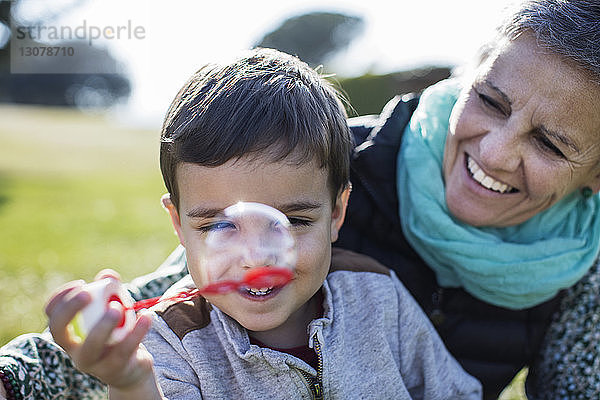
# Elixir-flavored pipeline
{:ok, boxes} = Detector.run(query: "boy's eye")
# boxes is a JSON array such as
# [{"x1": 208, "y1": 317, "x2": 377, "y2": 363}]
[
  {"x1": 287, "y1": 217, "x2": 312, "y2": 227},
  {"x1": 197, "y1": 221, "x2": 236, "y2": 233}
]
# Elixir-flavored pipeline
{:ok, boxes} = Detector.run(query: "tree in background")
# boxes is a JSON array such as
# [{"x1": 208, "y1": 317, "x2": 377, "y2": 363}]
[
  {"x1": 0, "y1": 0, "x2": 130, "y2": 108},
  {"x1": 255, "y1": 11, "x2": 364, "y2": 68},
  {"x1": 339, "y1": 67, "x2": 451, "y2": 116},
  {"x1": 254, "y1": 11, "x2": 451, "y2": 116}
]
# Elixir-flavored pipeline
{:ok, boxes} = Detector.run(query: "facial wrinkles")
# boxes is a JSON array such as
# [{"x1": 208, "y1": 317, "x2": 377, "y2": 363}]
[
  {"x1": 464, "y1": 99, "x2": 552, "y2": 212},
  {"x1": 529, "y1": 91, "x2": 577, "y2": 151},
  {"x1": 485, "y1": 78, "x2": 584, "y2": 197},
  {"x1": 470, "y1": 75, "x2": 519, "y2": 162},
  {"x1": 559, "y1": 121, "x2": 600, "y2": 170},
  {"x1": 538, "y1": 63, "x2": 600, "y2": 161},
  {"x1": 474, "y1": 92, "x2": 524, "y2": 185},
  {"x1": 574, "y1": 103, "x2": 600, "y2": 174},
  {"x1": 530, "y1": 97, "x2": 600, "y2": 184},
  {"x1": 498, "y1": 34, "x2": 599, "y2": 163},
  {"x1": 509, "y1": 195, "x2": 556, "y2": 223}
]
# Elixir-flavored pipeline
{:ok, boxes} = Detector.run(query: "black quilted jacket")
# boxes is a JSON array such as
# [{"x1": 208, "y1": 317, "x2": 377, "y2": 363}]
[{"x1": 334, "y1": 93, "x2": 562, "y2": 400}]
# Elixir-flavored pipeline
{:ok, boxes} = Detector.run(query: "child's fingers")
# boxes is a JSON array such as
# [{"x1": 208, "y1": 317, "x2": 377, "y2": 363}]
[
  {"x1": 103, "y1": 313, "x2": 155, "y2": 387},
  {"x1": 120, "y1": 312, "x2": 153, "y2": 352},
  {"x1": 44, "y1": 279, "x2": 85, "y2": 316},
  {"x1": 105, "y1": 312, "x2": 153, "y2": 371},
  {"x1": 46, "y1": 289, "x2": 91, "y2": 352},
  {"x1": 75, "y1": 305, "x2": 122, "y2": 369},
  {"x1": 77, "y1": 309, "x2": 154, "y2": 386}
]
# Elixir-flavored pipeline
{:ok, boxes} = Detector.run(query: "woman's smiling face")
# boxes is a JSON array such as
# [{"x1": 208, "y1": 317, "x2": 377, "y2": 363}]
[{"x1": 442, "y1": 33, "x2": 600, "y2": 227}]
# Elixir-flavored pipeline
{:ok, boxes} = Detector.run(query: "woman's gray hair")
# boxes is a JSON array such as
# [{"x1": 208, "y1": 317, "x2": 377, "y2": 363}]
[{"x1": 499, "y1": 0, "x2": 600, "y2": 81}]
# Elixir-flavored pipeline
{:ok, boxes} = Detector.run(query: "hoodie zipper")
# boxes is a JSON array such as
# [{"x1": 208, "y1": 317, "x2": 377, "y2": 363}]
[{"x1": 300, "y1": 334, "x2": 323, "y2": 399}]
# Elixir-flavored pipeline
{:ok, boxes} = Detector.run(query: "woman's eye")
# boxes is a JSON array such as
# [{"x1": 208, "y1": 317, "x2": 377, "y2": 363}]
[
  {"x1": 478, "y1": 93, "x2": 505, "y2": 115},
  {"x1": 534, "y1": 134, "x2": 565, "y2": 158},
  {"x1": 197, "y1": 221, "x2": 236, "y2": 233}
]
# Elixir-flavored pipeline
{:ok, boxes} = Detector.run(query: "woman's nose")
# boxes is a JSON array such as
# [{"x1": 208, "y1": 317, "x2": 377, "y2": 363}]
[{"x1": 478, "y1": 126, "x2": 522, "y2": 172}]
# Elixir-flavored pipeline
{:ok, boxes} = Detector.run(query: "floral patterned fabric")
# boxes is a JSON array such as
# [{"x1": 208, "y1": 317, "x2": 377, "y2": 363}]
[
  {"x1": 528, "y1": 259, "x2": 600, "y2": 399},
  {"x1": 0, "y1": 332, "x2": 106, "y2": 400},
  {"x1": 0, "y1": 246, "x2": 188, "y2": 399}
]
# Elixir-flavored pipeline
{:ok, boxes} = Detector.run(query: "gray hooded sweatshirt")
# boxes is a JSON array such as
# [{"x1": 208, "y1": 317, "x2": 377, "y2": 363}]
[{"x1": 144, "y1": 248, "x2": 482, "y2": 399}]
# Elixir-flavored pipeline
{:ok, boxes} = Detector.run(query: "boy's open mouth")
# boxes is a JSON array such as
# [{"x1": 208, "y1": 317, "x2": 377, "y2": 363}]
[
  {"x1": 246, "y1": 287, "x2": 274, "y2": 296},
  {"x1": 239, "y1": 285, "x2": 284, "y2": 301}
]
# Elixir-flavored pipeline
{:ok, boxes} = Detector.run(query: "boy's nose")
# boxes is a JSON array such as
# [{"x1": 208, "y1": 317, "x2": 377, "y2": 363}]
[
  {"x1": 242, "y1": 245, "x2": 277, "y2": 269},
  {"x1": 238, "y1": 220, "x2": 286, "y2": 268}
]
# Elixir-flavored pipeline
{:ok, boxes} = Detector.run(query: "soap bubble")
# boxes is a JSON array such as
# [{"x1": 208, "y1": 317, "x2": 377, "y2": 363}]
[{"x1": 196, "y1": 202, "x2": 297, "y2": 294}]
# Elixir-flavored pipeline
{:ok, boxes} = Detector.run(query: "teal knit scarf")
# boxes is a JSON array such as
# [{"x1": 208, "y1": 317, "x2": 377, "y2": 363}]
[{"x1": 397, "y1": 79, "x2": 600, "y2": 309}]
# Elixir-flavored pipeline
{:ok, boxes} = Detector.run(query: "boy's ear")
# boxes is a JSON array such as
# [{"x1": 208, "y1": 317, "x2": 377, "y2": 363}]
[
  {"x1": 161, "y1": 193, "x2": 185, "y2": 247},
  {"x1": 330, "y1": 183, "x2": 351, "y2": 243}
]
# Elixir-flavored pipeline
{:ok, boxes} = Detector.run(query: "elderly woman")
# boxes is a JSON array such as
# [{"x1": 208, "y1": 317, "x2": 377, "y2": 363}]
[
  {"x1": 1, "y1": 0, "x2": 599, "y2": 399},
  {"x1": 337, "y1": 0, "x2": 600, "y2": 398}
]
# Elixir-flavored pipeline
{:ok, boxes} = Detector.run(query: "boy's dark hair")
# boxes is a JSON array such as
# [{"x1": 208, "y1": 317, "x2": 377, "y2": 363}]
[{"x1": 160, "y1": 48, "x2": 353, "y2": 210}]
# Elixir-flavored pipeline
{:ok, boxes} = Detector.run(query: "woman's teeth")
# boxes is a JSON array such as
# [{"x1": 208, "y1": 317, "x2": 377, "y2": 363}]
[
  {"x1": 467, "y1": 156, "x2": 515, "y2": 194},
  {"x1": 246, "y1": 287, "x2": 273, "y2": 296}
]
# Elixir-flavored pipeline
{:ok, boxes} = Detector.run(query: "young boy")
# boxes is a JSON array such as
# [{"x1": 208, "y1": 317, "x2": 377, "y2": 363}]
[{"x1": 45, "y1": 48, "x2": 481, "y2": 399}]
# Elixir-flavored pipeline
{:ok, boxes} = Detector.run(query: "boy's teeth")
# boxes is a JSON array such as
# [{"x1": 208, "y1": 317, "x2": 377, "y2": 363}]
[
  {"x1": 467, "y1": 156, "x2": 514, "y2": 194},
  {"x1": 247, "y1": 287, "x2": 273, "y2": 296}
]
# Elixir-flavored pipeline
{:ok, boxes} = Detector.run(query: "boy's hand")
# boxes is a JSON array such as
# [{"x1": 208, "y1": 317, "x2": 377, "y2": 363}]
[{"x1": 45, "y1": 271, "x2": 160, "y2": 395}]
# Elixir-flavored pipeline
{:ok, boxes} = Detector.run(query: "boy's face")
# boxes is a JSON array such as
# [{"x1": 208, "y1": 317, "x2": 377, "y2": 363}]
[{"x1": 163, "y1": 155, "x2": 349, "y2": 339}]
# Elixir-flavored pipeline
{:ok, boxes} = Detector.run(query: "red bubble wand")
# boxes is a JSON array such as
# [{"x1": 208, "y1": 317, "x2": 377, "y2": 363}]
[{"x1": 130, "y1": 265, "x2": 293, "y2": 311}]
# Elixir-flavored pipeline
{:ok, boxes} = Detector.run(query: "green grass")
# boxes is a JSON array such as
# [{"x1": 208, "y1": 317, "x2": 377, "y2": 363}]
[
  {"x1": 0, "y1": 105, "x2": 179, "y2": 346},
  {"x1": 0, "y1": 104, "x2": 527, "y2": 399}
]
